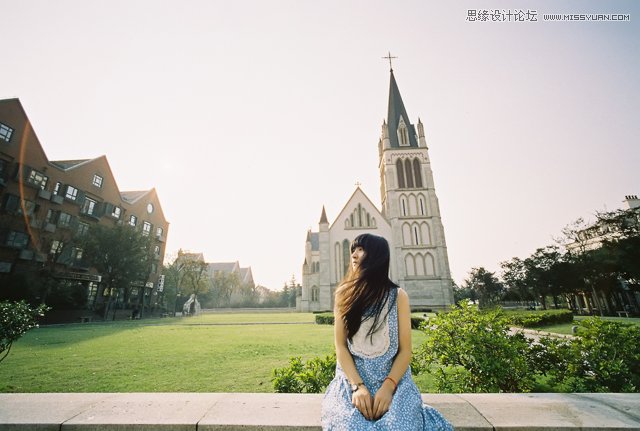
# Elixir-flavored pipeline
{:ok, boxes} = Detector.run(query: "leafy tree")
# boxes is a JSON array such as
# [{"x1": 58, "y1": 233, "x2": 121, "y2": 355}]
[
  {"x1": 452, "y1": 279, "x2": 477, "y2": 304},
  {"x1": 413, "y1": 300, "x2": 533, "y2": 393},
  {"x1": 81, "y1": 224, "x2": 153, "y2": 319},
  {"x1": 522, "y1": 246, "x2": 565, "y2": 309},
  {"x1": 211, "y1": 270, "x2": 240, "y2": 307},
  {"x1": 179, "y1": 258, "x2": 209, "y2": 298},
  {"x1": 0, "y1": 301, "x2": 49, "y2": 364},
  {"x1": 462, "y1": 267, "x2": 502, "y2": 309},
  {"x1": 500, "y1": 257, "x2": 532, "y2": 301}
]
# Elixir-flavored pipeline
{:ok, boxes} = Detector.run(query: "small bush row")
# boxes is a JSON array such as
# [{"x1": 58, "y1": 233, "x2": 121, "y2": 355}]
[
  {"x1": 504, "y1": 309, "x2": 574, "y2": 327},
  {"x1": 271, "y1": 353, "x2": 336, "y2": 393}
]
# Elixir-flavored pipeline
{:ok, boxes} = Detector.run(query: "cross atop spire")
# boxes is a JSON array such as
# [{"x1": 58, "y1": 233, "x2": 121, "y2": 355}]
[{"x1": 382, "y1": 51, "x2": 397, "y2": 72}]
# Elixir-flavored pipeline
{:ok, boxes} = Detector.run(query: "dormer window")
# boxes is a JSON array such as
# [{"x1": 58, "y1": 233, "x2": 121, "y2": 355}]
[
  {"x1": 398, "y1": 117, "x2": 410, "y2": 146},
  {"x1": 92, "y1": 174, "x2": 103, "y2": 188}
]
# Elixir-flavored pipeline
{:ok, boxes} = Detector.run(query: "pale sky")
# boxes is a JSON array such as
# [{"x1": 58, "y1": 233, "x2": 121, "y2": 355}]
[{"x1": 2, "y1": 1, "x2": 638, "y2": 290}]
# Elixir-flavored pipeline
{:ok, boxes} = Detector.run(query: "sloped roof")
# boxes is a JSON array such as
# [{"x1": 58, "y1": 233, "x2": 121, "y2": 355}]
[
  {"x1": 309, "y1": 232, "x2": 319, "y2": 251},
  {"x1": 50, "y1": 159, "x2": 92, "y2": 170},
  {"x1": 387, "y1": 70, "x2": 418, "y2": 148},
  {"x1": 331, "y1": 186, "x2": 390, "y2": 230},
  {"x1": 121, "y1": 190, "x2": 150, "y2": 204},
  {"x1": 209, "y1": 262, "x2": 239, "y2": 273}
]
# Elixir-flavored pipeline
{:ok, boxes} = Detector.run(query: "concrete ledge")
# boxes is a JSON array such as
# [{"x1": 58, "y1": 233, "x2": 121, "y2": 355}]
[{"x1": 0, "y1": 393, "x2": 639, "y2": 430}]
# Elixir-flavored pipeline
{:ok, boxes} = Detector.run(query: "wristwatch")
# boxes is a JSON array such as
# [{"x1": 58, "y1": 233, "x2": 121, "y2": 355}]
[{"x1": 350, "y1": 382, "x2": 364, "y2": 392}]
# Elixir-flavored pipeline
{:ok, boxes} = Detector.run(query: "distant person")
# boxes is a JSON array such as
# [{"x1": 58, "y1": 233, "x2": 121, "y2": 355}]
[{"x1": 321, "y1": 234, "x2": 452, "y2": 430}]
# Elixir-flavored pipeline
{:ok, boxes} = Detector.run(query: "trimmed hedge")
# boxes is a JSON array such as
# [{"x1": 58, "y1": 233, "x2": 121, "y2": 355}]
[
  {"x1": 315, "y1": 312, "x2": 424, "y2": 330},
  {"x1": 504, "y1": 309, "x2": 574, "y2": 328},
  {"x1": 315, "y1": 313, "x2": 334, "y2": 325}
]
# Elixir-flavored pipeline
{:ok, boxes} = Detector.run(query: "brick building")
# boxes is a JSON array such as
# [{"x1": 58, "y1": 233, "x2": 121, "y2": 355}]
[{"x1": 0, "y1": 98, "x2": 169, "y2": 313}]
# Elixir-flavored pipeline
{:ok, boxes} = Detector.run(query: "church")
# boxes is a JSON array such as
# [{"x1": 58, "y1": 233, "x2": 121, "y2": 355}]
[{"x1": 298, "y1": 68, "x2": 454, "y2": 312}]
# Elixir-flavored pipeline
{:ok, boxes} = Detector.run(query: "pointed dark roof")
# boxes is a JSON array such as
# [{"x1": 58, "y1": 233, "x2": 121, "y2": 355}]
[
  {"x1": 387, "y1": 71, "x2": 418, "y2": 148},
  {"x1": 319, "y1": 206, "x2": 328, "y2": 224}
]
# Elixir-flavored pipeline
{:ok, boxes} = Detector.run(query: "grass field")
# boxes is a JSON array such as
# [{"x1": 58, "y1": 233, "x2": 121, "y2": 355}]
[
  {"x1": 535, "y1": 315, "x2": 640, "y2": 335},
  {"x1": 0, "y1": 313, "x2": 431, "y2": 393}
]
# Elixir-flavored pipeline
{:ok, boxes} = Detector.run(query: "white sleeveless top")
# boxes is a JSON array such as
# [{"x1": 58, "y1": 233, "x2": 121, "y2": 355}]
[{"x1": 349, "y1": 301, "x2": 391, "y2": 358}]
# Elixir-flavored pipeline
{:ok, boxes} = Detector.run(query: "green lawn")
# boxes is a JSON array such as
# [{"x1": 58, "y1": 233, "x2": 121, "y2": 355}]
[
  {"x1": 535, "y1": 315, "x2": 640, "y2": 335},
  {"x1": 0, "y1": 313, "x2": 431, "y2": 393}
]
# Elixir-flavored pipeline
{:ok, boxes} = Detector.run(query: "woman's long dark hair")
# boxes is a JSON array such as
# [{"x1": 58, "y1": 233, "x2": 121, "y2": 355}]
[{"x1": 335, "y1": 233, "x2": 398, "y2": 341}]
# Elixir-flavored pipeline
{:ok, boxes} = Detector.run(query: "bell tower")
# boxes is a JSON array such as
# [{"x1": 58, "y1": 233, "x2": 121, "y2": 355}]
[{"x1": 378, "y1": 67, "x2": 454, "y2": 309}]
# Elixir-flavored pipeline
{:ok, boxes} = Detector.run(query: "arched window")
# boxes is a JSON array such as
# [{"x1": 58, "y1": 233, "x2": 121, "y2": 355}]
[
  {"x1": 396, "y1": 160, "x2": 405, "y2": 188},
  {"x1": 405, "y1": 254, "x2": 416, "y2": 276},
  {"x1": 415, "y1": 254, "x2": 426, "y2": 276},
  {"x1": 342, "y1": 239, "x2": 350, "y2": 276},
  {"x1": 413, "y1": 224, "x2": 420, "y2": 245},
  {"x1": 404, "y1": 159, "x2": 414, "y2": 188},
  {"x1": 311, "y1": 286, "x2": 319, "y2": 302},
  {"x1": 425, "y1": 253, "x2": 436, "y2": 276},
  {"x1": 402, "y1": 223, "x2": 411, "y2": 245},
  {"x1": 421, "y1": 222, "x2": 431, "y2": 245},
  {"x1": 413, "y1": 158, "x2": 423, "y2": 188},
  {"x1": 398, "y1": 118, "x2": 410, "y2": 146},
  {"x1": 335, "y1": 243, "x2": 342, "y2": 280},
  {"x1": 408, "y1": 194, "x2": 417, "y2": 215},
  {"x1": 400, "y1": 196, "x2": 407, "y2": 216},
  {"x1": 419, "y1": 195, "x2": 426, "y2": 216}
]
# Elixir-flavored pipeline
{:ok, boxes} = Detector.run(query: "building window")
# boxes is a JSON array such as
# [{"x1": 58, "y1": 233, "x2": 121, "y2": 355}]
[
  {"x1": 92, "y1": 174, "x2": 103, "y2": 188},
  {"x1": 129, "y1": 215, "x2": 137, "y2": 227},
  {"x1": 50, "y1": 240, "x2": 64, "y2": 255},
  {"x1": 6, "y1": 231, "x2": 28, "y2": 248},
  {"x1": 404, "y1": 159, "x2": 414, "y2": 188},
  {"x1": 146, "y1": 203, "x2": 154, "y2": 214},
  {"x1": 53, "y1": 182, "x2": 62, "y2": 195},
  {"x1": 156, "y1": 227, "x2": 163, "y2": 238},
  {"x1": 58, "y1": 212, "x2": 72, "y2": 228},
  {"x1": 72, "y1": 247, "x2": 83, "y2": 261},
  {"x1": 26, "y1": 169, "x2": 48, "y2": 190},
  {"x1": 17, "y1": 199, "x2": 36, "y2": 216},
  {"x1": 311, "y1": 285, "x2": 319, "y2": 302},
  {"x1": 142, "y1": 221, "x2": 152, "y2": 236},
  {"x1": 413, "y1": 158, "x2": 423, "y2": 188},
  {"x1": 154, "y1": 245, "x2": 160, "y2": 257},
  {"x1": 396, "y1": 159, "x2": 405, "y2": 188},
  {"x1": 2, "y1": 193, "x2": 19, "y2": 213},
  {"x1": 398, "y1": 118, "x2": 410, "y2": 146},
  {"x1": 151, "y1": 262, "x2": 158, "y2": 274},
  {"x1": 65, "y1": 185, "x2": 79, "y2": 201},
  {"x1": 81, "y1": 197, "x2": 97, "y2": 216},
  {"x1": 77, "y1": 222, "x2": 90, "y2": 236},
  {"x1": 0, "y1": 123, "x2": 13, "y2": 142},
  {"x1": 111, "y1": 206, "x2": 121, "y2": 219},
  {"x1": 342, "y1": 239, "x2": 350, "y2": 277}
]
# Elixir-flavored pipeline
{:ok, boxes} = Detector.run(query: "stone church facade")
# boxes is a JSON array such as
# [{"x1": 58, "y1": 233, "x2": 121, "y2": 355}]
[{"x1": 298, "y1": 70, "x2": 454, "y2": 312}]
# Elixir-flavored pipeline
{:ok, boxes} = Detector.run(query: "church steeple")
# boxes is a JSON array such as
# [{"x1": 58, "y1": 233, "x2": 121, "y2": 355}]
[
  {"x1": 387, "y1": 71, "x2": 418, "y2": 148},
  {"x1": 319, "y1": 206, "x2": 328, "y2": 224}
]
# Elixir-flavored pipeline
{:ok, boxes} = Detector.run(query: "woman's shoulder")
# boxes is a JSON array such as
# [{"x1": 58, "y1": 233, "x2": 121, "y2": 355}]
[
  {"x1": 395, "y1": 288, "x2": 410, "y2": 308},
  {"x1": 396, "y1": 287, "x2": 408, "y2": 300}
]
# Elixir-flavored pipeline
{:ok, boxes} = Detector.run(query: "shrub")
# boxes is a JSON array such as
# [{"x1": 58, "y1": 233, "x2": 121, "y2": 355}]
[
  {"x1": 271, "y1": 353, "x2": 336, "y2": 393},
  {"x1": 504, "y1": 309, "x2": 573, "y2": 328},
  {"x1": 410, "y1": 316, "x2": 425, "y2": 329},
  {"x1": 0, "y1": 300, "x2": 49, "y2": 364},
  {"x1": 315, "y1": 313, "x2": 335, "y2": 325},
  {"x1": 549, "y1": 318, "x2": 639, "y2": 392},
  {"x1": 413, "y1": 300, "x2": 534, "y2": 393}
]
